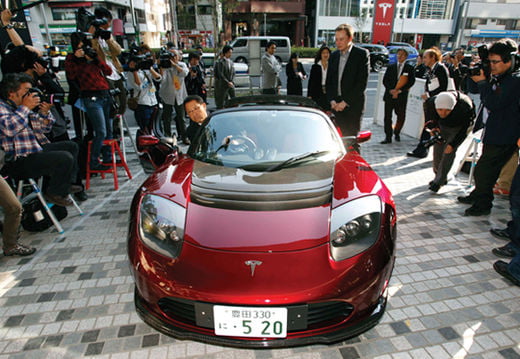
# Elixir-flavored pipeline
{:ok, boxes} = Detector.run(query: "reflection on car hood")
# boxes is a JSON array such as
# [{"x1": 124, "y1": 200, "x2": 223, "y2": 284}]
[{"x1": 190, "y1": 160, "x2": 334, "y2": 211}]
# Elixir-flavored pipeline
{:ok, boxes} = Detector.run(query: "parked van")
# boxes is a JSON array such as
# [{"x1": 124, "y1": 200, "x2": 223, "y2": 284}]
[{"x1": 228, "y1": 36, "x2": 291, "y2": 64}]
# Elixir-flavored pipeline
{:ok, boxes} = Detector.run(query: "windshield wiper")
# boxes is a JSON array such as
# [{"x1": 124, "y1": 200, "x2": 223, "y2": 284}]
[{"x1": 265, "y1": 150, "x2": 330, "y2": 172}]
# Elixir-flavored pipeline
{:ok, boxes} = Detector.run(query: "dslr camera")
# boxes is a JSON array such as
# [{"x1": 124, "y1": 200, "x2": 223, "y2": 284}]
[
  {"x1": 27, "y1": 88, "x2": 66, "y2": 105},
  {"x1": 82, "y1": 45, "x2": 98, "y2": 59},
  {"x1": 422, "y1": 129, "x2": 445, "y2": 148},
  {"x1": 469, "y1": 45, "x2": 490, "y2": 77}
]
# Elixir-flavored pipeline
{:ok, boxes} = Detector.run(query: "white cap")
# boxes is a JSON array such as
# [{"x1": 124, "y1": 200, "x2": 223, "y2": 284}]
[{"x1": 435, "y1": 92, "x2": 456, "y2": 110}]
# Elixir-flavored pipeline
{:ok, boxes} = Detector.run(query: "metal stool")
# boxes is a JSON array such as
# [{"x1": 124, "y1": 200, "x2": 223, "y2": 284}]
[{"x1": 86, "y1": 139, "x2": 132, "y2": 191}]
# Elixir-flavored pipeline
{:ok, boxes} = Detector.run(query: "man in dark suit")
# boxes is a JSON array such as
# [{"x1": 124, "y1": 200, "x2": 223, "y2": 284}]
[
  {"x1": 381, "y1": 48, "x2": 416, "y2": 143},
  {"x1": 326, "y1": 24, "x2": 370, "y2": 137}
]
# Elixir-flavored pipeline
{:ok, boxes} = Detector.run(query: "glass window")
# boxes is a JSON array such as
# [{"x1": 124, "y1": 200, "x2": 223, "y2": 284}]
[
  {"x1": 51, "y1": 8, "x2": 76, "y2": 21},
  {"x1": 233, "y1": 39, "x2": 247, "y2": 47},
  {"x1": 189, "y1": 110, "x2": 343, "y2": 171}
]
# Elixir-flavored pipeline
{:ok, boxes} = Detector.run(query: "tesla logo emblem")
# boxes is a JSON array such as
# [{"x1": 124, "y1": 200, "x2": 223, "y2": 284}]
[
  {"x1": 245, "y1": 260, "x2": 262, "y2": 277},
  {"x1": 379, "y1": 3, "x2": 392, "y2": 18}
]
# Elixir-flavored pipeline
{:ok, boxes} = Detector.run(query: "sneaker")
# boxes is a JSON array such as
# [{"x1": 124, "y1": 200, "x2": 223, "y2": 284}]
[
  {"x1": 492, "y1": 245, "x2": 516, "y2": 258},
  {"x1": 4, "y1": 243, "x2": 36, "y2": 256},
  {"x1": 493, "y1": 260, "x2": 520, "y2": 286},
  {"x1": 490, "y1": 228, "x2": 510, "y2": 240}
]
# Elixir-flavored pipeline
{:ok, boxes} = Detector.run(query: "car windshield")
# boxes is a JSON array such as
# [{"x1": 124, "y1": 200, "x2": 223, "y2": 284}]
[{"x1": 189, "y1": 109, "x2": 343, "y2": 171}]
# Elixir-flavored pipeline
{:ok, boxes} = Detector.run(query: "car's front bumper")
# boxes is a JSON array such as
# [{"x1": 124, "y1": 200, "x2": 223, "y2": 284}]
[{"x1": 134, "y1": 287, "x2": 387, "y2": 348}]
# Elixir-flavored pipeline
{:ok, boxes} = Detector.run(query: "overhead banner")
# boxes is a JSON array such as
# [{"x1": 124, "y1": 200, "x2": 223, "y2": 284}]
[{"x1": 372, "y1": 0, "x2": 396, "y2": 45}]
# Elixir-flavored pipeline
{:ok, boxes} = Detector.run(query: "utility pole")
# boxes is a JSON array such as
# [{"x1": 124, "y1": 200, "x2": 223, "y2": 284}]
[{"x1": 169, "y1": 0, "x2": 179, "y2": 48}]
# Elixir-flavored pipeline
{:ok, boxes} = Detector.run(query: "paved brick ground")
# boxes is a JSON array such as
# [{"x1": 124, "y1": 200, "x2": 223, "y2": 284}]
[{"x1": 0, "y1": 117, "x2": 518, "y2": 359}]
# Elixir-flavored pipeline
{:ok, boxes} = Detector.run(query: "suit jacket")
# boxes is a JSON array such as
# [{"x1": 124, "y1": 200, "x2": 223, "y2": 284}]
[
  {"x1": 326, "y1": 45, "x2": 370, "y2": 114},
  {"x1": 425, "y1": 62, "x2": 449, "y2": 97},
  {"x1": 214, "y1": 57, "x2": 235, "y2": 91},
  {"x1": 286, "y1": 61, "x2": 306, "y2": 95},
  {"x1": 383, "y1": 62, "x2": 416, "y2": 102},
  {"x1": 261, "y1": 53, "x2": 281, "y2": 90}
]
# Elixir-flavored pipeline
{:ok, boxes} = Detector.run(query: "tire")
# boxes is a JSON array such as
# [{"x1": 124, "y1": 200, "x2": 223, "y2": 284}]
[
  {"x1": 372, "y1": 59, "x2": 384, "y2": 72},
  {"x1": 235, "y1": 57, "x2": 247, "y2": 64}
]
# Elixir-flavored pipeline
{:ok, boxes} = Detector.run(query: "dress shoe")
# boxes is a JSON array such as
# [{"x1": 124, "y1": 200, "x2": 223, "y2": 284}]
[
  {"x1": 44, "y1": 193, "x2": 73, "y2": 207},
  {"x1": 406, "y1": 151, "x2": 427, "y2": 158},
  {"x1": 464, "y1": 206, "x2": 491, "y2": 216},
  {"x1": 394, "y1": 134, "x2": 400, "y2": 142},
  {"x1": 69, "y1": 185, "x2": 83, "y2": 194},
  {"x1": 492, "y1": 245, "x2": 516, "y2": 258},
  {"x1": 490, "y1": 228, "x2": 510, "y2": 241},
  {"x1": 428, "y1": 182, "x2": 441, "y2": 193},
  {"x1": 457, "y1": 195, "x2": 475, "y2": 204},
  {"x1": 380, "y1": 138, "x2": 392, "y2": 144},
  {"x1": 493, "y1": 260, "x2": 520, "y2": 286},
  {"x1": 74, "y1": 190, "x2": 88, "y2": 202}
]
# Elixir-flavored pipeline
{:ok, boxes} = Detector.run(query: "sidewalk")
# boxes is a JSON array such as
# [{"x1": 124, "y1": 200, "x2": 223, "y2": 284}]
[{"x1": 0, "y1": 117, "x2": 518, "y2": 359}]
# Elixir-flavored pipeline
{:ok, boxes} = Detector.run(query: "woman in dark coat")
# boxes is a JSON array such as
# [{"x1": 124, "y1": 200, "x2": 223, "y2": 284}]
[
  {"x1": 286, "y1": 53, "x2": 307, "y2": 96},
  {"x1": 307, "y1": 46, "x2": 331, "y2": 110}
]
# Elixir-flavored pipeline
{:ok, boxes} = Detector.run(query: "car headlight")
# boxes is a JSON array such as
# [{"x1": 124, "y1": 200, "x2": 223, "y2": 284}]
[
  {"x1": 330, "y1": 195, "x2": 382, "y2": 261},
  {"x1": 139, "y1": 194, "x2": 185, "y2": 258}
]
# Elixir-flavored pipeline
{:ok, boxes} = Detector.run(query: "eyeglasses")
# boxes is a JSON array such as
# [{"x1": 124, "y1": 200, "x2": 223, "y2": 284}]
[
  {"x1": 489, "y1": 60, "x2": 503, "y2": 64},
  {"x1": 186, "y1": 104, "x2": 201, "y2": 115}
]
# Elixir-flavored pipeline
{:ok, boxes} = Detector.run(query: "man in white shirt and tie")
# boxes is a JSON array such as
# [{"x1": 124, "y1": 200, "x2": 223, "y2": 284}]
[{"x1": 381, "y1": 48, "x2": 416, "y2": 144}]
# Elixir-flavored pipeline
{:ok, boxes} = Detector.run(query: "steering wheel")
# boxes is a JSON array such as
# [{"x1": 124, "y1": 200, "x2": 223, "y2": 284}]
[{"x1": 226, "y1": 135, "x2": 257, "y2": 156}]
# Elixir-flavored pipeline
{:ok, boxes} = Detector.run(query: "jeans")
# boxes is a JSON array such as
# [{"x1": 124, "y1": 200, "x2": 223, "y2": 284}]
[
  {"x1": 84, "y1": 95, "x2": 112, "y2": 164},
  {"x1": 135, "y1": 104, "x2": 157, "y2": 132},
  {"x1": 507, "y1": 165, "x2": 520, "y2": 281}
]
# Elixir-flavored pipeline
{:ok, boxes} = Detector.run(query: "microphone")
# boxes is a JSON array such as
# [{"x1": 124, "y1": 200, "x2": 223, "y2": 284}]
[{"x1": 9, "y1": 0, "x2": 48, "y2": 13}]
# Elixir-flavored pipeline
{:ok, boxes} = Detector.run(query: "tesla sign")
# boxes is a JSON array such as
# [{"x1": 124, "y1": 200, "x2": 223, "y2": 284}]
[{"x1": 372, "y1": 0, "x2": 396, "y2": 45}]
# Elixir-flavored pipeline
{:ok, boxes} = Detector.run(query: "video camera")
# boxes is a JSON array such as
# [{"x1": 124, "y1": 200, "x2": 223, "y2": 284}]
[
  {"x1": 76, "y1": 7, "x2": 111, "y2": 40},
  {"x1": 129, "y1": 54, "x2": 155, "y2": 71},
  {"x1": 159, "y1": 50, "x2": 176, "y2": 68},
  {"x1": 27, "y1": 88, "x2": 66, "y2": 105},
  {"x1": 469, "y1": 45, "x2": 490, "y2": 77}
]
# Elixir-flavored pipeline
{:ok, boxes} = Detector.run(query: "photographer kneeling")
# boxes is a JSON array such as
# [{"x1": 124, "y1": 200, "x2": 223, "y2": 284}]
[{"x1": 426, "y1": 91, "x2": 475, "y2": 193}]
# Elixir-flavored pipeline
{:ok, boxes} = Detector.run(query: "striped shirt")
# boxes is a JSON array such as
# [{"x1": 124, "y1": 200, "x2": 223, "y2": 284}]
[{"x1": 0, "y1": 99, "x2": 55, "y2": 159}]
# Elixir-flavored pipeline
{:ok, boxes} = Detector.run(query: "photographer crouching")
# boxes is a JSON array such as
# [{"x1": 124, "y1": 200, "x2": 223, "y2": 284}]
[
  {"x1": 457, "y1": 39, "x2": 520, "y2": 216},
  {"x1": 65, "y1": 32, "x2": 113, "y2": 171},
  {"x1": 425, "y1": 92, "x2": 475, "y2": 193}
]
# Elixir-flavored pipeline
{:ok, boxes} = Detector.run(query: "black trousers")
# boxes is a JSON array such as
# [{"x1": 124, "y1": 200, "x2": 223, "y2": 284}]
[
  {"x1": 332, "y1": 108, "x2": 362, "y2": 137},
  {"x1": 6, "y1": 141, "x2": 79, "y2": 197},
  {"x1": 162, "y1": 103, "x2": 186, "y2": 138},
  {"x1": 383, "y1": 98, "x2": 407, "y2": 139},
  {"x1": 470, "y1": 143, "x2": 517, "y2": 210}
]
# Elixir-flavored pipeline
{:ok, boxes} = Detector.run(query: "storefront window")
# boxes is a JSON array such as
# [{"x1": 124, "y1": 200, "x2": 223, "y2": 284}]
[{"x1": 51, "y1": 8, "x2": 76, "y2": 21}]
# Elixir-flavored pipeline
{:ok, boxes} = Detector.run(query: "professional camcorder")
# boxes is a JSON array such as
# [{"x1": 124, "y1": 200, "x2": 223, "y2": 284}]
[
  {"x1": 469, "y1": 45, "x2": 490, "y2": 77},
  {"x1": 27, "y1": 88, "x2": 66, "y2": 105},
  {"x1": 159, "y1": 50, "x2": 174, "y2": 68},
  {"x1": 129, "y1": 54, "x2": 155, "y2": 70},
  {"x1": 76, "y1": 7, "x2": 111, "y2": 40}
]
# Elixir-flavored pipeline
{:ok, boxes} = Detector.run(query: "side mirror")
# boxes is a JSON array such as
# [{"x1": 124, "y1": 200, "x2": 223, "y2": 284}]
[{"x1": 356, "y1": 131, "x2": 372, "y2": 144}]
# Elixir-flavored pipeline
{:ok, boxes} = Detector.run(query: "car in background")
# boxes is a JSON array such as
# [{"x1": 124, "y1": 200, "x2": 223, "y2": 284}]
[
  {"x1": 130, "y1": 95, "x2": 396, "y2": 348},
  {"x1": 357, "y1": 44, "x2": 390, "y2": 72},
  {"x1": 387, "y1": 46, "x2": 419, "y2": 66},
  {"x1": 183, "y1": 53, "x2": 249, "y2": 87},
  {"x1": 385, "y1": 42, "x2": 415, "y2": 49}
]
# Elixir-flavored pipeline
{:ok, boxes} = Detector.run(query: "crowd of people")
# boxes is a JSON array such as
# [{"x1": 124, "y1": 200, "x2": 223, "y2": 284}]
[{"x1": 0, "y1": 12, "x2": 519, "y2": 287}]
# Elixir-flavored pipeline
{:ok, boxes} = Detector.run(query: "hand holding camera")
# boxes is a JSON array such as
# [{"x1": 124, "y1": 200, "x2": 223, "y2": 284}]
[{"x1": 22, "y1": 90, "x2": 41, "y2": 110}]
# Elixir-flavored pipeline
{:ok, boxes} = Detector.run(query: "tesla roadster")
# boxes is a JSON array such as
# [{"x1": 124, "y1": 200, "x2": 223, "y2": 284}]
[{"x1": 128, "y1": 96, "x2": 396, "y2": 348}]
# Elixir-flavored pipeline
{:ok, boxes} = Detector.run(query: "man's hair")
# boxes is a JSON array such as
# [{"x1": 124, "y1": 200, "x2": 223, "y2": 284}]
[
  {"x1": 188, "y1": 52, "x2": 200, "y2": 61},
  {"x1": 265, "y1": 41, "x2": 276, "y2": 51},
  {"x1": 222, "y1": 45, "x2": 233, "y2": 55},
  {"x1": 335, "y1": 24, "x2": 354, "y2": 38},
  {"x1": 184, "y1": 95, "x2": 205, "y2": 107},
  {"x1": 94, "y1": 7, "x2": 112, "y2": 20},
  {"x1": 424, "y1": 47, "x2": 442, "y2": 62},
  {"x1": 489, "y1": 38, "x2": 518, "y2": 63},
  {"x1": 0, "y1": 46, "x2": 39, "y2": 74},
  {"x1": 0, "y1": 73, "x2": 34, "y2": 100},
  {"x1": 397, "y1": 48, "x2": 409, "y2": 57}
]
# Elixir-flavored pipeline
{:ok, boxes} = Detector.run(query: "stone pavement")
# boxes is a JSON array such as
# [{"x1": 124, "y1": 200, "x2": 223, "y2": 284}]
[{"x1": 0, "y1": 117, "x2": 518, "y2": 359}]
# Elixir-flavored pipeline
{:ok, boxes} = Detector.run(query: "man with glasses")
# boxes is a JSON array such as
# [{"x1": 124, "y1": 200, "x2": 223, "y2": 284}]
[
  {"x1": 458, "y1": 39, "x2": 520, "y2": 216},
  {"x1": 184, "y1": 95, "x2": 207, "y2": 142}
]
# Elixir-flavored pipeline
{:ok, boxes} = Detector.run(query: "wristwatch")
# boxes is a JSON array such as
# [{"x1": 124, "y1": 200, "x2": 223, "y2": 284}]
[{"x1": 2, "y1": 24, "x2": 14, "y2": 30}]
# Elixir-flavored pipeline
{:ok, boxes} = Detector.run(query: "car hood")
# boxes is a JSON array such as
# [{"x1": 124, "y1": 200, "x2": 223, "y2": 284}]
[{"x1": 184, "y1": 160, "x2": 334, "y2": 252}]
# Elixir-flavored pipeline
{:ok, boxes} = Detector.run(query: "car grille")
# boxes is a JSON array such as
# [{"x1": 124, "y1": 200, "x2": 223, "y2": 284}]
[{"x1": 158, "y1": 297, "x2": 354, "y2": 332}]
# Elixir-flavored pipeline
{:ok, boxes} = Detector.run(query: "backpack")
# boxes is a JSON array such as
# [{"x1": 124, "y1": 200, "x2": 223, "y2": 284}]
[{"x1": 21, "y1": 195, "x2": 68, "y2": 232}]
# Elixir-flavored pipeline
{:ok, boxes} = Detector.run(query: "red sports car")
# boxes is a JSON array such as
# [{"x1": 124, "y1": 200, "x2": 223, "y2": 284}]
[{"x1": 128, "y1": 96, "x2": 396, "y2": 348}]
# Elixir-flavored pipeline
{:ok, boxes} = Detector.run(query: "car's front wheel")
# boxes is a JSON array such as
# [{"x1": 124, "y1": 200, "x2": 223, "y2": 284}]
[{"x1": 372, "y1": 59, "x2": 384, "y2": 72}]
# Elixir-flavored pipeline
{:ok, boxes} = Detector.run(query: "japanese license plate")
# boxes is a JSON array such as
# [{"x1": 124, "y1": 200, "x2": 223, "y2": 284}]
[{"x1": 213, "y1": 305, "x2": 288, "y2": 338}]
